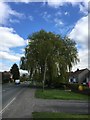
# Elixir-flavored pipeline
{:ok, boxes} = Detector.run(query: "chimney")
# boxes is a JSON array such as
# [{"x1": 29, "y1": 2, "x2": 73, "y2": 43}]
[{"x1": 77, "y1": 68, "x2": 79, "y2": 71}]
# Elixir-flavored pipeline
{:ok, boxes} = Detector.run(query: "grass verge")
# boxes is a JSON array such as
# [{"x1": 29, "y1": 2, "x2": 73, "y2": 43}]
[
  {"x1": 35, "y1": 89, "x2": 89, "y2": 100},
  {"x1": 32, "y1": 112, "x2": 89, "y2": 119}
]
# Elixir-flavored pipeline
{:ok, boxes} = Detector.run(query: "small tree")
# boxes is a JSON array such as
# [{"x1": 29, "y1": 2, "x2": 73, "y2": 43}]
[{"x1": 10, "y1": 63, "x2": 20, "y2": 82}]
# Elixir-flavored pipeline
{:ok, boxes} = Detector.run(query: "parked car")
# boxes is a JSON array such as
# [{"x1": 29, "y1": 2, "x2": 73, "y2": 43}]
[{"x1": 15, "y1": 79, "x2": 20, "y2": 84}]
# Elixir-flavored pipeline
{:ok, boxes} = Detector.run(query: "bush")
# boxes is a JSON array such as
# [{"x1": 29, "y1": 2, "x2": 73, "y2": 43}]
[
  {"x1": 78, "y1": 85, "x2": 84, "y2": 91},
  {"x1": 67, "y1": 83, "x2": 90, "y2": 95},
  {"x1": 20, "y1": 74, "x2": 28, "y2": 82},
  {"x1": 67, "y1": 83, "x2": 79, "y2": 91}
]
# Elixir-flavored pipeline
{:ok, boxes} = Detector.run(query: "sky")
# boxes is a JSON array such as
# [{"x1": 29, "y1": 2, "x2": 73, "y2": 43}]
[{"x1": 0, "y1": 0, "x2": 89, "y2": 72}]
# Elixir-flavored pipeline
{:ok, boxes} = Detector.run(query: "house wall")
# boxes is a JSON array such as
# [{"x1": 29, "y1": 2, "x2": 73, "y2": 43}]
[
  {"x1": 69, "y1": 77, "x2": 77, "y2": 83},
  {"x1": 78, "y1": 69, "x2": 89, "y2": 83},
  {"x1": 2, "y1": 71, "x2": 11, "y2": 83}
]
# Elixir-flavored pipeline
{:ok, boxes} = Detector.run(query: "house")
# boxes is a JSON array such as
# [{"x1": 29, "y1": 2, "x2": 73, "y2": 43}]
[
  {"x1": 19, "y1": 69, "x2": 29, "y2": 77},
  {"x1": 2, "y1": 71, "x2": 12, "y2": 83},
  {"x1": 69, "y1": 68, "x2": 90, "y2": 85}
]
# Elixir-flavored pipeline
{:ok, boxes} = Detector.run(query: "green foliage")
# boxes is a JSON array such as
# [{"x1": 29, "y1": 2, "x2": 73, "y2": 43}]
[
  {"x1": 33, "y1": 112, "x2": 89, "y2": 119},
  {"x1": 10, "y1": 63, "x2": 20, "y2": 81},
  {"x1": 35, "y1": 89, "x2": 88, "y2": 100},
  {"x1": 67, "y1": 83, "x2": 79, "y2": 91},
  {"x1": 32, "y1": 72, "x2": 42, "y2": 82},
  {"x1": 20, "y1": 57, "x2": 27, "y2": 70},
  {"x1": 20, "y1": 74, "x2": 28, "y2": 82},
  {"x1": 20, "y1": 30, "x2": 79, "y2": 88}
]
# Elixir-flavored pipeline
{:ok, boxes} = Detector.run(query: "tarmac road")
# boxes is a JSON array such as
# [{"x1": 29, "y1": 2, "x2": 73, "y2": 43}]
[
  {"x1": 1, "y1": 83, "x2": 89, "y2": 119},
  {"x1": 2, "y1": 83, "x2": 35, "y2": 118}
]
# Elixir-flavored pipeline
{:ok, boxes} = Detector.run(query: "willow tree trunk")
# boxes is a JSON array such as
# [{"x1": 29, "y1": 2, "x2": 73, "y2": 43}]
[{"x1": 42, "y1": 61, "x2": 47, "y2": 92}]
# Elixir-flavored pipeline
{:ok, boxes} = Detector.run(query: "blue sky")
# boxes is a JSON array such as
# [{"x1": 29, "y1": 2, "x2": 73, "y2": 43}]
[
  {"x1": 6, "y1": 2, "x2": 84, "y2": 36},
  {"x1": 0, "y1": 1, "x2": 88, "y2": 72}
]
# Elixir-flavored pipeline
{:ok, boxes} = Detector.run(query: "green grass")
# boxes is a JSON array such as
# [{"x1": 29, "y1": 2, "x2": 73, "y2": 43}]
[
  {"x1": 35, "y1": 89, "x2": 89, "y2": 100},
  {"x1": 32, "y1": 112, "x2": 89, "y2": 119}
]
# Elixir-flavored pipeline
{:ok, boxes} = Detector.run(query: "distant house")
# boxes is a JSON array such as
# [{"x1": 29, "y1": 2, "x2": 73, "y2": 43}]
[
  {"x1": 2, "y1": 71, "x2": 12, "y2": 83},
  {"x1": 69, "y1": 68, "x2": 90, "y2": 85},
  {"x1": 19, "y1": 69, "x2": 29, "y2": 77}
]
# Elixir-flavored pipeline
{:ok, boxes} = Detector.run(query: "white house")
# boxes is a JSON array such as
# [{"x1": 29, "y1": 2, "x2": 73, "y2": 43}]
[{"x1": 69, "y1": 68, "x2": 90, "y2": 85}]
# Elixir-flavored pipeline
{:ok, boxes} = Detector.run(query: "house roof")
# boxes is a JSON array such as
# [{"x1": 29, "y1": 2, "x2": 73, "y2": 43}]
[{"x1": 69, "y1": 68, "x2": 90, "y2": 77}]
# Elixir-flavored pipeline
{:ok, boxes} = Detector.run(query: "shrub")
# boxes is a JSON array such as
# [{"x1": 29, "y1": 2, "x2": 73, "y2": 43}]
[
  {"x1": 67, "y1": 83, "x2": 79, "y2": 91},
  {"x1": 20, "y1": 74, "x2": 28, "y2": 82}
]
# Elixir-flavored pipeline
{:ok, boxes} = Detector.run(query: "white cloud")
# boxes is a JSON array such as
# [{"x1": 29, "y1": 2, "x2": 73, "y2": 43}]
[
  {"x1": 28, "y1": 15, "x2": 33, "y2": 21},
  {"x1": 0, "y1": 26, "x2": 26, "y2": 67},
  {"x1": 44, "y1": 0, "x2": 88, "y2": 7},
  {"x1": 0, "y1": 51, "x2": 21, "y2": 62},
  {"x1": 42, "y1": 11, "x2": 51, "y2": 22},
  {"x1": 42, "y1": 11, "x2": 64, "y2": 27},
  {"x1": 0, "y1": 2, "x2": 25, "y2": 25},
  {"x1": 0, "y1": 2, "x2": 10, "y2": 25},
  {"x1": 0, "y1": 27, "x2": 26, "y2": 50},
  {"x1": 21, "y1": 48, "x2": 25, "y2": 53},
  {"x1": 69, "y1": 16, "x2": 88, "y2": 49},
  {"x1": 72, "y1": 49, "x2": 88, "y2": 71},
  {"x1": 44, "y1": 0, "x2": 88, "y2": 15},
  {"x1": 2, "y1": 0, "x2": 88, "y2": 3},
  {"x1": 55, "y1": 11, "x2": 62, "y2": 16},
  {"x1": 1, "y1": 1, "x2": 88, "y2": 17},
  {"x1": 0, "y1": 50, "x2": 24, "y2": 71},
  {"x1": 54, "y1": 18, "x2": 63, "y2": 27},
  {"x1": 9, "y1": 19, "x2": 20, "y2": 23},
  {"x1": 79, "y1": 2, "x2": 88, "y2": 15},
  {"x1": 64, "y1": 12, "x2": 69, "y2": 15},
  {"x1": 45, "y1": 0, "x2": 64, "y2": 8},
  {"x1": 2, "y1": 0, "x2": 32, "y2": 4},
  {"x1": 9, "y1": 9, "x2": 25, "y2": 18},
  {"x1": 68, "y1": 15, "x2": 88, "y2": 71},
  {"x1": 0, "y1": 62, "x2": 10, "y2": 72}
]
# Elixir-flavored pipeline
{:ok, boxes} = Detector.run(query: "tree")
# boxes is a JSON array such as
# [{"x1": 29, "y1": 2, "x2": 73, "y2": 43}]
[
  {"x1": 20, "y1": 56, "x2": 27, "y2": 70},
  {"x1": 21, "y1": 30, "x2": 79, "y2": 90},
  {"x1": 10, "y1": 63, "x2": 20, "y2": 82}
]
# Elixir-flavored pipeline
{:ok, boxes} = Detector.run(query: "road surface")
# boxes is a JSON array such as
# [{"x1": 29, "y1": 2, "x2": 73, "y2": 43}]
[
  {"x1": 0, "y1": 83, "x2": 89, "y2": 119},
  {"x1": 2, "y1": 83, "x2": 35, "y2": 118}
]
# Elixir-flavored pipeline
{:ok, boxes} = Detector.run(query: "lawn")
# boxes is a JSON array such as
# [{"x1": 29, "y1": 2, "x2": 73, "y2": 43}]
[
  {"x1": 32, "y1": 112, "x2": 89, "y2": 119},
  {"x1": 35, "y1": 89, "x2": 89, "y2": 100}
]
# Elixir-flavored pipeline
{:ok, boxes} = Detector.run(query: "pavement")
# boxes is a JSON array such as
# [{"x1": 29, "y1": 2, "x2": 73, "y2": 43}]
[
  {"x1": 1, "y1": 83, "x2": 89, "y2": 119},
  {"x1": 34, "y1": 99, "x2": 88, "y2": 114}
]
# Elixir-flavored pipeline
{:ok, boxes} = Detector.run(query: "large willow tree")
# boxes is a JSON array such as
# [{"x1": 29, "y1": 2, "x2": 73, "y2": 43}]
[{"x1": 20, "y1": 30, "x2": 79, "y2": 89}]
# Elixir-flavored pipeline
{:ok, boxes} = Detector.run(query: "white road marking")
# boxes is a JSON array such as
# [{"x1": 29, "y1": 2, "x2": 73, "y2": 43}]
[
  {"x1": 0, "y1": 97, "x2": 16, "y2": 114},
  {"x1": 0, "y1": 87, "x2": 25, "y2": 115}
]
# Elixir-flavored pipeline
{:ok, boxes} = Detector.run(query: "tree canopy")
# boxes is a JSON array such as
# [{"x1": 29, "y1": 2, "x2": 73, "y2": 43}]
[
  {"x1": 20, "y1": 30, "x2": 79, "y2": 88},
  {"x1": 10, "y1": 63, "x2": 20, "y2": 81}
]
